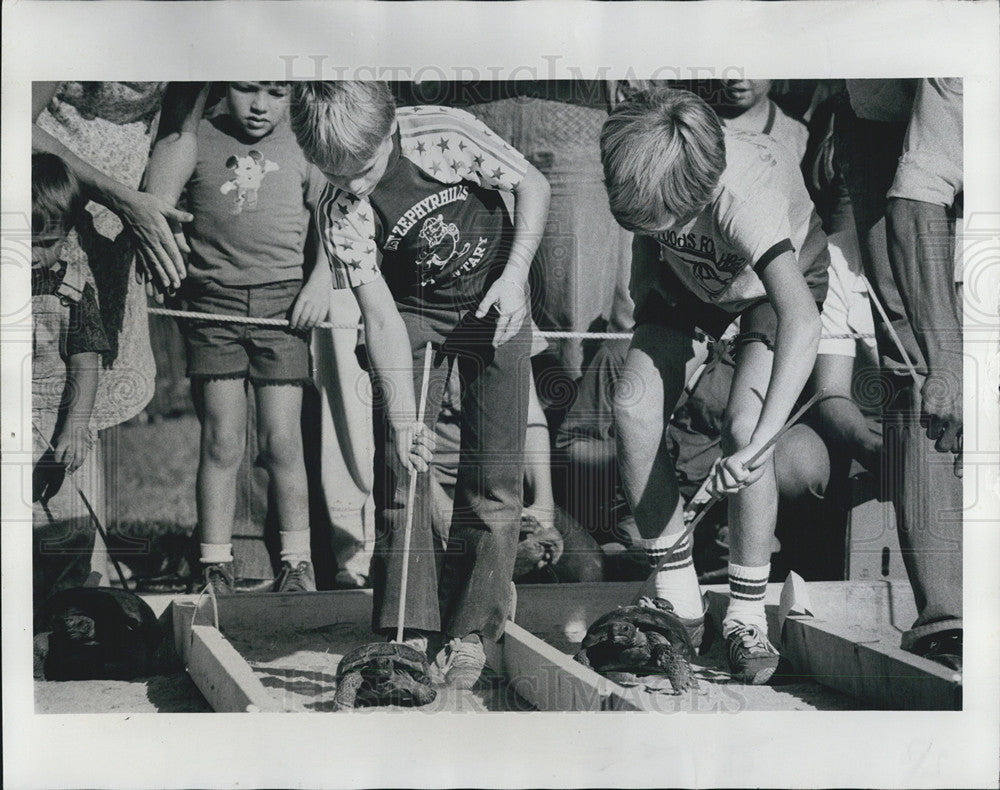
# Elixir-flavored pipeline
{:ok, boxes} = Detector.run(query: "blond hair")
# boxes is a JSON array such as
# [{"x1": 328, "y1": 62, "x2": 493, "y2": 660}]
[
  {"x1": 290, "y1": 81, "x2": 395, "y2": 171},
  {"x1": 600, "y1": 88, "x2": 726, "y2": 233}
]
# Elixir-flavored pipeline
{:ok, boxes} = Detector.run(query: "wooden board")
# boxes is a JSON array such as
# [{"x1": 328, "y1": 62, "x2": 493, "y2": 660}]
[
  {"x1": 780, "y1": 614, "x2": 962, "y2": 710},
  {"x1": 170, "y1": 580, "x2": 946, "y2": 713},
  {"x1": 187, "y1": 625, "x2": 282, "y2": 713}
]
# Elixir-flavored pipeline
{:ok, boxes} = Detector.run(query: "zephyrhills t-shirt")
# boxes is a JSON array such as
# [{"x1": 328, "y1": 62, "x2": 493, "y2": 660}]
[
  {"x1": 314, "y1": 105, "x2": 529, "y2": 309},
  {"x1": 186, "y1": 107, "x2": 325, "y2": 288},
  {"x1": 648, "y1": 129, "x2": 829, "y2": 314}
]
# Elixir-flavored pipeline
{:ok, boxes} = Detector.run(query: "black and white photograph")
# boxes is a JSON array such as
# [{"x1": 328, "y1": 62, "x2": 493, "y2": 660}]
[{"x1": 3, "y1": 2, "x2": 999, "y2": 788}]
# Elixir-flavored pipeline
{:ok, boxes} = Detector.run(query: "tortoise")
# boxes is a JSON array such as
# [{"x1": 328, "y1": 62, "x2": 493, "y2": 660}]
[
  {"x1": 333, "y1": 642, "x2": 438, "y2": 710},
  {"x1": 35, "y1": 586, "x2": 175, "y2": 681},
  {"x1": 573, "y1": 596, "x2": 700, "y2": 693}
]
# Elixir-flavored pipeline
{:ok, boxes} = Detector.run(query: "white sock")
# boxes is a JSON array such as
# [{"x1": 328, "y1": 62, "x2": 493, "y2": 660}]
[
  {"x1": 200, "y1": 542, "x2": 233, "y2": 565},
  {"x1": 633, "y1": 528, "x2": 703, "y2": 620},
  {"x1": 279, "y1": 530, "x2": 312, "y2": 565},
  {"x1": 723, "y1": 561, "x2": 770, "y2": 635}
]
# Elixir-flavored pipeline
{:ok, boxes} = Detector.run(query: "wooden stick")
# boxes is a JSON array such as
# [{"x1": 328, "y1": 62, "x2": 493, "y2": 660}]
[
  {"x1": 396, "y1": 342, "x2": 434, "y2": 644},
  {"x1": 859, "y1": 274, "x2": 921, "y2": 387},
  {"x1": 663, "y1": 389, "x2": 829, "y2": 557},
  {"x1": 32, "y1": 421, "x2": 131, "y2": 592}
]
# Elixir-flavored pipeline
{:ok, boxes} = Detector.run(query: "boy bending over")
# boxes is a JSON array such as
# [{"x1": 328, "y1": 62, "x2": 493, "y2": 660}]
[
  {"x1": 601, "y1": 88, "x2": 828, "y2": 684},
  {"x1": 291, "y1": 82, "x2": 549, "y2": 688}
]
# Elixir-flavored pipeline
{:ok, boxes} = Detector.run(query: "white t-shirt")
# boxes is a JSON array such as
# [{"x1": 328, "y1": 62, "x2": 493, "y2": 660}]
[{"x1": 645, "y1": 129, "x2": 829, "y2": 314}]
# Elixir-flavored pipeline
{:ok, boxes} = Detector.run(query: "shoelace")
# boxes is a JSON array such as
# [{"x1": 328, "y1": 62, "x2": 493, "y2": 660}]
[
  {"x1": 731, "y1": 625, "x2": 777, "y2": 654},
  {"x1": 437, "y1": 638, "x2": 483, "y2": 673},
  {"x1": 283, "y1": 563, "x2": 310, "y2": 589}
]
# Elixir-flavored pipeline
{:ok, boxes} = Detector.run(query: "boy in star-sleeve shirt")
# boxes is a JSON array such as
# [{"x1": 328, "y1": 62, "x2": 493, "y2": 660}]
[{"x1": 291, "y1": 82, "x2": 550, "y2": 689}]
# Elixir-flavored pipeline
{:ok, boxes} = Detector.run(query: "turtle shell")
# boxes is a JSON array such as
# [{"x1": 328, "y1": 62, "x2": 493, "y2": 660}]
[
  {"x1": 582, "y1": 597, "x2": 696, "y2": 658},
  {"x1": 337, "y1": 642, "x2": 432, "y2": 682},
  {"x1": 35, "y1": 587, "x2": 165, "y2": 681}
]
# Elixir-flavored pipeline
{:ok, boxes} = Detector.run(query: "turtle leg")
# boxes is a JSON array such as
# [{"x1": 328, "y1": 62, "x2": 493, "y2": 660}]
[
  {"x1": 388, "y1": 671, "x2": 437, "y2": 707},
  {"x1": 334, "y1": 671, "x2": 364, "y2": 711},
  {"x1": 573, "y1": 650, "x2": 591, "y2": 668},
  {"x1": 654, "y1": 644, "x2": 699, "y2": 693}
]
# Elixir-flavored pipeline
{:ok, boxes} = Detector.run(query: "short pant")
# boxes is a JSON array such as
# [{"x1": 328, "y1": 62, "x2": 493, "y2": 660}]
[
  {"x1": 634, "y1": 263, "x2": 826, "y2": 349},
  {"x1": 179, "y1": 279, "x2": 312, "y2": 386}
]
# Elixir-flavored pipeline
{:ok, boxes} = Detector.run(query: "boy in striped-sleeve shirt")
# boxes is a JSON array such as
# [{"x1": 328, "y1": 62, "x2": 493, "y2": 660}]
[{"x1": 291, "y1": 82, "x2": 550, "y2": 689}]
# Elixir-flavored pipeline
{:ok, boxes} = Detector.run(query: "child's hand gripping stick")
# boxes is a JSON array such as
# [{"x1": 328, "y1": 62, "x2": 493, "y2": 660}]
[
  {"x1": 396, "y1": 342, "x2": 434, "y2": 645},
  {"x1": 676, "y1": 389, "x2": 829, "y2": 554}
]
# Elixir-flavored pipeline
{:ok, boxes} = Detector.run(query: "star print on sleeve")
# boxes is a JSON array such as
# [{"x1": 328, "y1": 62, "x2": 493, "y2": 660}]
[
  {"x1": 315, "y1": 185, "x2": 381, "y2": 289},
  {"x1": 397, "y1": 106, "x2": 529, "y2": 192}
]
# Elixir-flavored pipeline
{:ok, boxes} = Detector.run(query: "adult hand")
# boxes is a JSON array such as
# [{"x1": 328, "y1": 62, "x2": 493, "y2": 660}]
[
  {"x1": 392, "y1": 421, "x2": 436, "y2": 474},
  {"x1": 289, "y1": 277, "x2": 331, "y2": 331},
  {"x1": 114, "y1": 189, "x2": 193, "y2": 292},
  {"x1": 522, "y1": 505, "x2": 564, "y2": 567},
  {"x1": 52, "y1": 424, "x2": 94, "y2": 474},
  {"x1": 475, "y1": 277, "x2": 528, "y2": 347},
  {"x1": 707, "y1": 444, "x2": 774, "y2": 497},
  {"x1": 921, "y1": 359, "x2": 962, "y2": 454}
]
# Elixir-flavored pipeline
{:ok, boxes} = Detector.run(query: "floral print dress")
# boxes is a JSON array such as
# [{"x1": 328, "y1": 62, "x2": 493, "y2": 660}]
[{"x1": 35, "y1": 81, "x2": 167, "y2": 429}]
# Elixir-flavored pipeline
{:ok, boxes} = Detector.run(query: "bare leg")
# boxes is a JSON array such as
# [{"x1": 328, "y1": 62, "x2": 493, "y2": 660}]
[
  {"x1": 614, "y1": 324, "x2": 704, "y2": 541},
  {"x1": 254, "y1": 384, "x2": 310, "y2": 539},
  {"x1": 193, "y1": 378, "x2": 248, "y2": 548},
  {"x1": 723, "y1": 339, "x2": 778, "y2": 569}
]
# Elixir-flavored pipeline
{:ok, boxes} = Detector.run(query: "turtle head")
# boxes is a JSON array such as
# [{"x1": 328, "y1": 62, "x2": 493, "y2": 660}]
[{"x1": 608, "y1": 620, "x2": 638, "y2": 645}]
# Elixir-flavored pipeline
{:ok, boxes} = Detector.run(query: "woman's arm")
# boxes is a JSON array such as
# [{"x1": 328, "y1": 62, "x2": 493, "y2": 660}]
[
  {"x1": 32, "y1": 82, "x2": 195, "y2": 291},
  {"x1": 475, "y1": 162, "x2": 551, "y2": 346}
]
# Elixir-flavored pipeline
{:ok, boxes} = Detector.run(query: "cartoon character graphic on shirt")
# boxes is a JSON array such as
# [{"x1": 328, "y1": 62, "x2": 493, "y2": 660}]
[
  {"x1": 416, "y1": 214, "x2": 471, "y2": 278},
  {"x1": 220, "y1": 150, "x2": 280, "y2": 215}
]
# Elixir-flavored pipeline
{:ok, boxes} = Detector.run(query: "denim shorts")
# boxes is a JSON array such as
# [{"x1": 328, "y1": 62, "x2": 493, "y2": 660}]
[{"x1": 179, "y1": 279, "x2": 311, "y2": 386}]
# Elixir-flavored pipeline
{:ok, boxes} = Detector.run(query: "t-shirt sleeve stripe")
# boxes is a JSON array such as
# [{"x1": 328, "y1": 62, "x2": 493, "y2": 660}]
[{"x1": 753, "y1": 238, "x2": 794, "y2": 274}]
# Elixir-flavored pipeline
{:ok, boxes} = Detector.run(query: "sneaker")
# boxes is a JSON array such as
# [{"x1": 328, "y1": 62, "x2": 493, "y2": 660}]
[
  {"x1": 202, "y1": 562, "x2": 235, "y2": 597},
  {"x1": 435, "y1": 635, "x2": 487, "y2": 690},
  {"x1": 908, "y1": 629, "x2": 962, "y2": 673},
  {"x1": 725, "y1": 622, "x2": 780, "y2": 685},
  {"x1": 273, "y1": 560, "x2": 316, "y2": 593}
]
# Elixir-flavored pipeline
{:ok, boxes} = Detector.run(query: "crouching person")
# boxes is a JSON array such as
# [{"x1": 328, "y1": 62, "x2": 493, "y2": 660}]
[
  {"x1": 291, "y1": 82, "x2": 549, "y2": 688},
  {"x1": 601, "y1": 88, "x2": 827, "y2": 684}
]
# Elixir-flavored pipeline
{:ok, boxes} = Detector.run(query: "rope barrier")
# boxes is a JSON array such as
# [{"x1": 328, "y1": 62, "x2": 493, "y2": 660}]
[{"x1": 148, "y1": 306, "x2": 876, "y2": 342}]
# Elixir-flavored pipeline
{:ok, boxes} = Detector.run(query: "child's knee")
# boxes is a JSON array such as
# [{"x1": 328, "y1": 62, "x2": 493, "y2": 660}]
[
  {"x1": 614, "y1": 382, "x2": 660, "y2": 438},
  {"x1": 202, "y1": 425, "x2": 245, "y2": 468},
  {"x1": 257, "y1": 428, "x2": 303, "y2": 471}
]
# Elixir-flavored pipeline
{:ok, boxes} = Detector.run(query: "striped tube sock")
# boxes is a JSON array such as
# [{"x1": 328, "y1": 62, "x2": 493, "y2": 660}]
[
  {"x1": 723, "y1": 561, "x2": 770, "y2": 635},
  {"x1": 633, "y1": 531, "x2": 703, "y2": 620}
]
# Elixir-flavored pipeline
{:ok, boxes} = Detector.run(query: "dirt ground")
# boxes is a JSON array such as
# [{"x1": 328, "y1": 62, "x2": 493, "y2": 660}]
[
  {"x1": 226, "y1": 623, "x2": 533, "y2": 713},
  {"x1": 35, "y1": 674, "x2": 211, "y2": 714}
]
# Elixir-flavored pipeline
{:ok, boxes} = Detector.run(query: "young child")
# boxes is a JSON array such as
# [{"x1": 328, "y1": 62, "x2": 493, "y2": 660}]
[
  {"x1": 706, "y1": 79, "x2": 809, "y2": 164},
  {"x1": 600, "y1": 88, "x2": 828, "y2": 684},
  {"x1": 31, "y1": 153, "x2": 111, "y2": 598},
  {"x1": 290, "y1": 82, "x2": 550, "y2": 688},
  {"x1": 174, "y1": 82, "x2": 338, "y2": 594}
]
